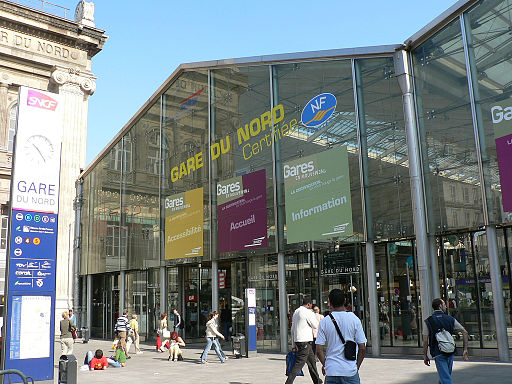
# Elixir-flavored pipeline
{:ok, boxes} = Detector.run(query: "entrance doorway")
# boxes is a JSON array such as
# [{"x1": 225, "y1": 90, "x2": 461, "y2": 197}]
[
  {"x1": 183, "y1": 265, "x2": 212, "y2": 339},
  {"x1": 91, "y1": 273, "x2": 120, "y2": 339},
  {"x1": 320, "y1": 246, "x2": 365, "y2": 318}
]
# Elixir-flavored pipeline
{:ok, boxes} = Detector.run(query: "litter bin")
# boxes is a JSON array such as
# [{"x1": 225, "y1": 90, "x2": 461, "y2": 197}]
[
  {"x1": 81, "y1": 327, "x2": 89, "y2": 344},
  {"x1": 58, "y1": 354, "x2": 77, "y2": 384},
  {"x1": 231, "y1": 334, "x2": 246, "y2": 358}
]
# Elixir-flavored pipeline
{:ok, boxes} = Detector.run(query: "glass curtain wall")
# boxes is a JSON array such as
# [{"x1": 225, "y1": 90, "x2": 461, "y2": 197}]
[
  {"x1": 355, "y1": 57, "x2": 413, "y2": 240},
  {"x1": 84, "y1": 146, "x2": 122, "y2": 274},
  {"x1": 464, "y1": 0, "x2": 512, "y2": 225},
  {"x1": 161, "y1": 70, "x2": 210, "y2": 263},
  {"x1": 211, "y1": 66, "x2": 275, "y2": 258},
  {"x1": 413, "y1": 18, "x2": 484, "y2": 232},
  {"x1": 120, "y1": 104, "x2": 161, "y2": 271},
  {"x1": 211, "y1": 66, "x2": 278, "y2": 349}
]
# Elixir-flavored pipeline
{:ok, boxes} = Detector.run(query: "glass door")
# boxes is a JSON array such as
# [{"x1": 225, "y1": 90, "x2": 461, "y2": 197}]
[
  {"x1": 91, "y1": 273, "x2": 120, "y2": 339},
  {"x1": 320, "y1": 246, "x2": 364, "y2": 318},
  {"x1": 183, "y1": 265, "x2": 212, "y2": 339}
]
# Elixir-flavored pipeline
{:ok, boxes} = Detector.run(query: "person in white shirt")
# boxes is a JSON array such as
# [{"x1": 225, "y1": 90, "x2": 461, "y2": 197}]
[
  {"x1": 286, "y1": 298, "x2": 322, "y2": 384},
  {"x1": 316, "y1": 289, "x2": 367, "y2": 384}
]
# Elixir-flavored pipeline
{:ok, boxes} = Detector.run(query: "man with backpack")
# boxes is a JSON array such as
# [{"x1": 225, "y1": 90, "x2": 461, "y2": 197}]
[{"x1": 423, "y1": 298, "x2": 469, "y2": 384}]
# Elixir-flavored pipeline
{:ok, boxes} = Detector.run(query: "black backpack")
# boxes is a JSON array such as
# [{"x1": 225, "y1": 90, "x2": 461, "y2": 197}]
[{"x1": 179, "y1": 315, "x2": 185, "y2": 329}]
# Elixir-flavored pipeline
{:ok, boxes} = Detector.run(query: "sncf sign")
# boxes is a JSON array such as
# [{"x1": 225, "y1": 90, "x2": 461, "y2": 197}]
[{"x1": 27, "y1": 90, "x2": 58, "y2": 111}]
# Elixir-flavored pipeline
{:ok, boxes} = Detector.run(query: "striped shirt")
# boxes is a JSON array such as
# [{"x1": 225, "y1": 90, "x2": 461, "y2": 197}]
[{"x1": 115, "y1": 315, "x2": 131, "y2": 332}]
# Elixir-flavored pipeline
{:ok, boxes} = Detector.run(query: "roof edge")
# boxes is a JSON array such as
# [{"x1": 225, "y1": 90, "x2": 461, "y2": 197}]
[
  {"x1": 79, "y1": 45, "x2": 400, "y2": 179},
  {"x1": 404, "y1": 0, "x2": 478, "y2": 48}
]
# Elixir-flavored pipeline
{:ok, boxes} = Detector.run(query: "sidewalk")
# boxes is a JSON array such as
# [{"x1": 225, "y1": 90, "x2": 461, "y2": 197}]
[{"x1": 52, "y1": 339, "x2": 512, "y2": 384}]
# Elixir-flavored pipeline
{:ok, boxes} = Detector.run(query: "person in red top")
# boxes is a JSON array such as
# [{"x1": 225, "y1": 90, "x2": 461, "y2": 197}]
[{"x1": 89, "y1": 349, "x2": 109, "y2": 370}]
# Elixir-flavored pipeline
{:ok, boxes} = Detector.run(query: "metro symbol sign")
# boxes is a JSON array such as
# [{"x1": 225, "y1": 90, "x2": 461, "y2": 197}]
[{"x1": 27, "y1": 89, "x2": 58, "y2": 111}]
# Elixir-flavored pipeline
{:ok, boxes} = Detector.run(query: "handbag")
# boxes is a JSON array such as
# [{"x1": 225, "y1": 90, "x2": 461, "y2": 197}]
[
  {"x1": 162, "y1": 328, "x2": 171, "y2": 338},
  {"x1": 285, "y1": 350, "x2": 304, "y2": 376},
  {"x1": 329, "y1": 313, "x2": 357, "y2": 361},
  {"x1": 71, "y1": 329, "x2": 78, "y2": 339}
]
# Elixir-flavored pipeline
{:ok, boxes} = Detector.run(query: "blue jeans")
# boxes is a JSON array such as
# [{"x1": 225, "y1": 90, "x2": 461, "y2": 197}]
[
  {"x1": 434, "y1": 353, "x2": 454, "y2": 384},
  {"x1": 201, "y1": 337, "x2": 225, "y2": 363},
  {"x1": 325, "y1": 372, "x2": 360, "y2": 384},
  {"x1": 213, "y1": 338, "x2": 226, "y2": 359}
]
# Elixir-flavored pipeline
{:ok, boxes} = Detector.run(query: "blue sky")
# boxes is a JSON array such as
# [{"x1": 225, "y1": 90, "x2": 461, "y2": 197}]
[{"x1": 50, "y1": 0, "x2": 459, "y2": 164}]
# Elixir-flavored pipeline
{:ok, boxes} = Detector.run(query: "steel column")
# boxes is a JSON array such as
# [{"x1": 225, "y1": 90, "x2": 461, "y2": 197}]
[
  {"x1": 278, "y1": 252, "x2": 288, "y2": 353},
  {"x1": 365, "y1": 241, "x2": 380, "y2": 356},
  {"x1": 159, "y1": 266, "x2": 166, "y2": 313},
  {"x1": 87, "y1": 274, "x2": 92, "y2": 331},
  {"x1": 394, "y1": 50, "x2": 432, "y2": 323},
  {"x1": 212, "y1": 261, "x2": 219, "y2": 311},
  {"x1": 486, "y1": 226, "x2": 510, "y2": 361},
  {"x1": 120, "y1": 270, "x2": 125, "y2": 312}
]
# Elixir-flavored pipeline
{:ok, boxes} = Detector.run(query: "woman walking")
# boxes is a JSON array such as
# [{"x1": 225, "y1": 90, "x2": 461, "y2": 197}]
[
  {"x1": 60, "y1": 311, "x2": 76, "y2": 355},
  {"x1": 158, "y1": 313, "x2": 170, "y2": 352},
  {"x1": 200, "y1": 312, "x2": 226, "y2": 364}
]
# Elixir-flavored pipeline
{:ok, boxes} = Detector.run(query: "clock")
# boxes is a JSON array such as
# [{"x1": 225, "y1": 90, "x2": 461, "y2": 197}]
[{"x1": 23, "y1": 134, "x2": 54, "y2": 166}]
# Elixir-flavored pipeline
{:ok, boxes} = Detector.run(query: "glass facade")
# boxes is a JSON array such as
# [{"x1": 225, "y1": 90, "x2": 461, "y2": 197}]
[{"x1": 77, "y1": 0, "x2": 512, "y2": 356}]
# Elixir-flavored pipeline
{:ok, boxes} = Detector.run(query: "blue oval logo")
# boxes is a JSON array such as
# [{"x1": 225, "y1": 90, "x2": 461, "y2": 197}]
[{"x1": 301, "y1": 93, "x2": 337, "y2": 128}]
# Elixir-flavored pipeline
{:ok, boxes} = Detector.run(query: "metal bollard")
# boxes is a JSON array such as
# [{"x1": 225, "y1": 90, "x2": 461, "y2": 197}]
[
  {"x1": 58, "y1": 355, "x2": 77, "y2": 384},
  {"x1": 81, "y1": 327, "x2": 89, "y2": 344}
]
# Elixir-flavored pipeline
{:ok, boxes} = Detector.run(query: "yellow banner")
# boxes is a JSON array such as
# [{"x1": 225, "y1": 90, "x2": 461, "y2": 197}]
[{"x1": 164, "y1": 187, "x2": 204, "y2": 259}]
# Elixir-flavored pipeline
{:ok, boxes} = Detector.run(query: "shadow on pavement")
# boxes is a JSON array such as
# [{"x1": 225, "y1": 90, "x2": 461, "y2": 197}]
[{"x1": 398, "y1": 361, "x2": 511, "y2": 384}]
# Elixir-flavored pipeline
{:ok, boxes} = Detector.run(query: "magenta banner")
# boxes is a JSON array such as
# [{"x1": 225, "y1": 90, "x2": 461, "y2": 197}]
[
  {"x1": 496, "y1": 133, "x2": 512, "y2": 212},
  {"x1": 217, "y1": 169, "x2": 268, "y2": 252}
]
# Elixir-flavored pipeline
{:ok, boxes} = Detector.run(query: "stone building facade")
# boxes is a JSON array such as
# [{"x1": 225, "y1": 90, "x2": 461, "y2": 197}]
[{"x1": 0, "y1": 0, "x2": 106, "y2": 324}]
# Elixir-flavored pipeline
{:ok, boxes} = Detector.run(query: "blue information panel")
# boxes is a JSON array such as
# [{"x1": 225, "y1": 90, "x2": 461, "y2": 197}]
[
  {"x1": 4, "y1": 87, "x2": 63, "y2": 382},
  {"x1": 8, "y1": 210, "x2": 57, "y2": 292},
  {"x1": 4, "y1": 209, "x2": 58, "y2": 381}
]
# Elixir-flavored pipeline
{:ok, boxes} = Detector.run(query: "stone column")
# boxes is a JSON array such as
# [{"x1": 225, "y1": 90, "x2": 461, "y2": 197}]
[
  {"x1": 50, "y1": 65, "x2": 96, "y2": 325},
  {"x1": 0, "y1": 82, "x2": 9, "y2": 149}
]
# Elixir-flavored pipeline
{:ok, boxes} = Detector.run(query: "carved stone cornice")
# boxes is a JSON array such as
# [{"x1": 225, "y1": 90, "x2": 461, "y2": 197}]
[
  {"x1": 50, "y1": 65, "x2": 96, "y2": 95},
  {"x1": 0, "y1": 1, "x2": 107, "y2": 56}
]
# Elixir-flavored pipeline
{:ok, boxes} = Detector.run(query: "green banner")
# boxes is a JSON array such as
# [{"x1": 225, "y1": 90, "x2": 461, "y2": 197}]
[{"x1": 284, "y1": 146, "x2": 353, "y2": 243}]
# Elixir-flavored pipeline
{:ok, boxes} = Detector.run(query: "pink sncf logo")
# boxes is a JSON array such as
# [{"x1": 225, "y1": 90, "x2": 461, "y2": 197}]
[{"x1": 26, "y1": 90, "x2": 58, "y2": 111}]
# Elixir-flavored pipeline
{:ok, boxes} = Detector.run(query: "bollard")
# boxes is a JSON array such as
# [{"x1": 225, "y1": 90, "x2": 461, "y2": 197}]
[
  {"x1": 58, "y1": 354, "x2": 77, "y2": 384},
  {"x1": 81, "y1": 327, "x2": 89, "y2": 344}
]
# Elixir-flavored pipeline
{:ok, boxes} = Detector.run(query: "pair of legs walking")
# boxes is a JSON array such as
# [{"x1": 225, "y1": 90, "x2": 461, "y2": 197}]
[
  {"x1": 285, "y1": 341, "x2": 321, "y2": 384},
  {"x1": 126, "y1": 334, "x2": 142, "y2": 354},
  {"x1": 434, "y1": 353, "x2": 454, "y2": 384},
  {"x1": 201, "y1": 337, "x2": 225, "y2": 363}
]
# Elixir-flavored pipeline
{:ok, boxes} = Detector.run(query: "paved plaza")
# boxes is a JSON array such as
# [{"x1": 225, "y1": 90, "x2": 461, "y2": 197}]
[{"x1": 45, "y1": 339, "x2": 512, "y2": 384}]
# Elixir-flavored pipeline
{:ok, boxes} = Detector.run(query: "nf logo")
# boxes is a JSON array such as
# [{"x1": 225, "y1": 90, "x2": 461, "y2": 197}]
[
  {"x1": 301, "y1": 93, "x2": 337, "y2": 128},
  {"x1": 27, "y1": 90, "x2": 58, "y2": 111}
]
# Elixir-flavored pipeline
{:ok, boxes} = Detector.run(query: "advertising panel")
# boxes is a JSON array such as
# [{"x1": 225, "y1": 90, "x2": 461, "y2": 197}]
[
  {"x1": 490, "y1": 102, "x2": 512, "y2": 211},
  {"x1": 284, "y1": 146, "x2": 353, "y2": 243},
  {"x1": 217, "y1": 169, "x2": 268, "y2": 252},
  {"x1": 4, "y1": 87, "x2": 62, "y2": 381},
  {"x1": 165, "y1": 187, "x2": 204, "y2": 259}
]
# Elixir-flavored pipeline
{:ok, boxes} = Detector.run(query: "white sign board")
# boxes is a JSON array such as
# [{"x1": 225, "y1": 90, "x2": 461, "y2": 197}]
[
  {"x1": 12, "y1": 87, "x2": 63, "y2": 214},
  {"x1": 247, "y1": 288, "x2": 256, "y2": 308},
  {"x1": 19, "y1": 295, "x2": 52, "y2": 359}
]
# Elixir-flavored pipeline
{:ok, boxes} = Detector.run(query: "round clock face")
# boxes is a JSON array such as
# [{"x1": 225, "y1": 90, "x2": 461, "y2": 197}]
[{"x1": 23, "y1": 134, "x2": 54, "y2": 165}]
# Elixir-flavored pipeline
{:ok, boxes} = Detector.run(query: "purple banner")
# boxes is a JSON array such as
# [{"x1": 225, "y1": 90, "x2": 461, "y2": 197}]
[
  {"x1": 217, "y1": 169, "x2": 268, "y2": 252},
  {"x1": 496, "y1": 133, "x2": 512, "y2": 212}
]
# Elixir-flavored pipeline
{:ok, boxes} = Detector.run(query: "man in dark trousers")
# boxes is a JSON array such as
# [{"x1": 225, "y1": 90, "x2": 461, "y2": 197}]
[
  {"x1": 173, "y1": 308, "x2": 183, "y2": 334},
  {"x1": 286, "y1": 297, "x2": 321, "y2": 384},
  {"x1": 423, "y1": 298, "x2": 469, "y2": 384}
]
